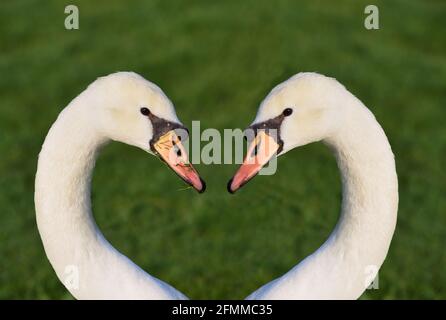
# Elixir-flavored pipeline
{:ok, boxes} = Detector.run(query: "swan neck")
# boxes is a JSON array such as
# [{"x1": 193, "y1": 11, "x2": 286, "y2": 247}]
[
  {"x1": 250, "y1": 101, "x2": 398, "y2": 300},
  {"x1": 35, "y1": 102, "x2": 185, "y2": 299},
  {"x1": 317, "y1": 105, "x2": 398, "y2": 298},
  {"x1": 35, "y1": 105, "x2": 106, "y2": 295}
]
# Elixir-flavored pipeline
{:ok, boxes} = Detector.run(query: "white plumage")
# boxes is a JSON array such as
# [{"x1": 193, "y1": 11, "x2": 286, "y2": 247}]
[
  {"x1": 35, "y1": 72, "x2": 187, "y2": 299},
  {"x1": 245, "y1": 73, "x2": 398, "y2": 299},
  {"x1": 35, "y1": 71, "x2": 398, "y2": 300}
]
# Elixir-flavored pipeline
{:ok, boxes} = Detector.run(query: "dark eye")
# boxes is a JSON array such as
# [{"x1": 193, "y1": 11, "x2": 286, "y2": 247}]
[
  {"x1": 283, "y1": 108, "x2": 293, "y2": 117},
  {"x1": 140, "y1": 107, "x2": 150, "y2": 116}
]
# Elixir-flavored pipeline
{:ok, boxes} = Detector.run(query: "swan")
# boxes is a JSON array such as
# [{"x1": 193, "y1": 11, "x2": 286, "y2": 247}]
[
  {"x1": 228, "y1": 72, "x2": 398, "y2": 299},
  {"x1": 35, "y1": 72, "x2": 205, "y2": 299}
]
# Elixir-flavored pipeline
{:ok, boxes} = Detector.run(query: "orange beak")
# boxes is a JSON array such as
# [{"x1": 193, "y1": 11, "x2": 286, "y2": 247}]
[
  {"x1": 228, "y1": 130, "x2": 280, "y2": 193},
  {"x1": 153, "y1": 130, "x2": 205, "y2": 193}
]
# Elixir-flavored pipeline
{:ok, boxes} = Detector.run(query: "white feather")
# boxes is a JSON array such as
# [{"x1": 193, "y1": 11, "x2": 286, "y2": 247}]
[
  {"x1": 35, "y1": 72, "x2": 186, "y2": 300},
  {"x1": 247, "y1": 73, "x2": 398, "y2": 299}
]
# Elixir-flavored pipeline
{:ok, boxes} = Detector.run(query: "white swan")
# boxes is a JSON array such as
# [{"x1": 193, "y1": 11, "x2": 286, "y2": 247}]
[
  {"x1": 35, "y1": 72, "x2": 205, "y2": 299},
  {"x1": 228, "y1": 72, "x2": 398, "y2": 299}
]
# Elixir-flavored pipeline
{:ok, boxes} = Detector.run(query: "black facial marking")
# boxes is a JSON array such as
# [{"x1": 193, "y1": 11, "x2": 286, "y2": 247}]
[
  {"x1": 142, "y1": 110, "x2": 187, "y2": 153},
  {"x1": 246, "y1": 111, "x2": 289, "y2": 154}
]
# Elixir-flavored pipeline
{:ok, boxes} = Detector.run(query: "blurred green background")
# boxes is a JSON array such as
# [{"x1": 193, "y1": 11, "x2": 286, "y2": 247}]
[{"x1": 1, "y1": 0, "x2": 445, "y2": 299}]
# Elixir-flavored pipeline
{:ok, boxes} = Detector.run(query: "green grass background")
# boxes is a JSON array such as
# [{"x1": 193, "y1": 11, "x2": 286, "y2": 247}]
[{"x1": 1, "y1": 0, "x2": 445, "y2": 299}]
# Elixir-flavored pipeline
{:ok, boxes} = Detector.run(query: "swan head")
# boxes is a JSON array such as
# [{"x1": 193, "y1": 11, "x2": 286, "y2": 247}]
[
  {"x1": 228, "y1": 72, "x2": 343, "y2": 193},
  {"x1": 90, "y1": 72, "x2": 205, "y2": 193}
]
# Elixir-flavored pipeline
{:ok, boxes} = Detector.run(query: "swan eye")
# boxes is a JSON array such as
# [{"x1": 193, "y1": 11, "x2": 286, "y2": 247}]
[
  {"x1": 283, "y1": 108, "x2": 293, "y2": 117},
  {"x1": 140, "y1": 107, "x2": 151, "y2": 116}
]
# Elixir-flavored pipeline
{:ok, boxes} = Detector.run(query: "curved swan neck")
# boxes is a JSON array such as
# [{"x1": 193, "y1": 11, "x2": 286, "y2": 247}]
[
  {"x1": 36, "y1": 105, "x2": 106, "y2": 251},
  {"x1": 313, "y1": 105, "x2": 398, "y2": 299},
  {"x1": 35, "y1": 100, "x2": 185, "y2": 299},
  {"x1": 249, "y1": 96, "x2": 398, "y2": 300},
  {"x1": 326, "y1": 102, "x2": 398, "y2": 254}
]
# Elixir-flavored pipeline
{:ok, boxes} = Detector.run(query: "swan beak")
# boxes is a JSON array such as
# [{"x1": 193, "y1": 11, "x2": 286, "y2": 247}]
[
  {"x1": 228, "y1": 130, "x2": 280, "y2": 193},
  {"x1": 153, "y1": 130, "x2": 206, "y2": 193}
]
